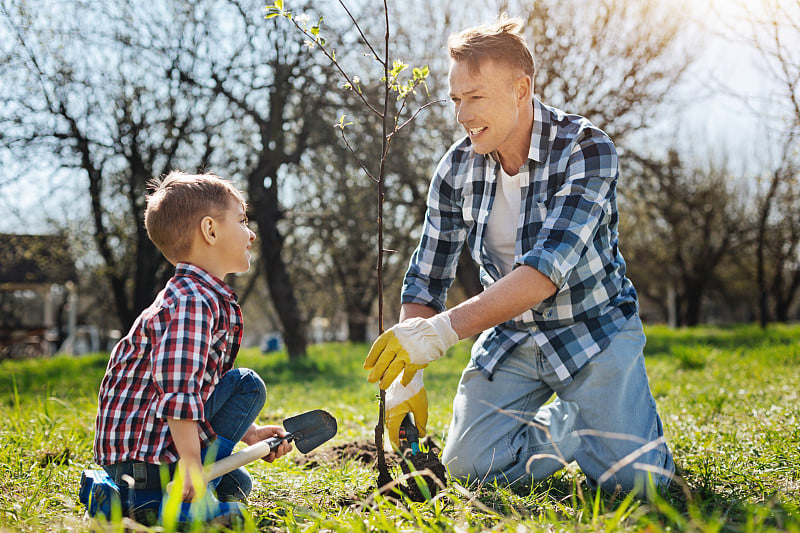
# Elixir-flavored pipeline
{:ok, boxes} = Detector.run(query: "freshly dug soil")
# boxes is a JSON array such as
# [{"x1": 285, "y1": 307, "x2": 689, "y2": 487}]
[
  {"x1": 396, "y1": 446, "x2": 448, "y2": 501},
  {"x1": 294, "y1": 437, "x2": 448, "y2": 502},
  {"x1": 294, "y1": 439, "x2": 400, "y2": 468}
]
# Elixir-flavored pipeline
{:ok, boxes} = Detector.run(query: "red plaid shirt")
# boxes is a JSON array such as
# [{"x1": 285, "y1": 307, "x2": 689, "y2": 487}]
[{"x1": 94, "y1": 263, "x2": 243, "y2": 465}]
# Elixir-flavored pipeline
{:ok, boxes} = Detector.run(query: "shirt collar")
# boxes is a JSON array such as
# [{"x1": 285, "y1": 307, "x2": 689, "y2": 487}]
[
  {"x1": 174, "y1": 262, "x2": 238, "y2": 302},
  {"x1": 528, "y1": 97, "x2": 550, "y2": 164}
]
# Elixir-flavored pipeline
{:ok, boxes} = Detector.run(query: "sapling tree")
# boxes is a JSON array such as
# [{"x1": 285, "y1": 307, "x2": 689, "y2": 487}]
[{"x1": 265, "y1": 0, "x2": 440, "y2": 489}]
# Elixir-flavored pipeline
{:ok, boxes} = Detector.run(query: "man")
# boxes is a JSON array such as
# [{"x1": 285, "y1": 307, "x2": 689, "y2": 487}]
[{"x1": 364, "y1": 16, "x2": 674, "y2": 493}]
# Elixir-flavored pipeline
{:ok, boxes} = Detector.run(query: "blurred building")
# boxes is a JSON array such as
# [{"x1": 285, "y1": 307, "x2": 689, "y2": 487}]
[{"x1": 0, "y1": 233, "x2": 77, "y2": 359}]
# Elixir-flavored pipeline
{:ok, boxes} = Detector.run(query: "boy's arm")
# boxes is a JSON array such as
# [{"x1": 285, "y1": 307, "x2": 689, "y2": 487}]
[{"x1": 167, "y1": 418, "x2": 203, "y2": 502}]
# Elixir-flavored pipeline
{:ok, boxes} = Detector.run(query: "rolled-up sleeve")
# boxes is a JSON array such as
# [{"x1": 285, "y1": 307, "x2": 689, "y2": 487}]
[
  {"x1": 150, "y1": 296, "x2": 212, "y2": 421},
  {"x1": 519, "y1": 131, "x2": 617, "y2": 289},
  {"x1": 402, "y1": 154, "x2": 467, "y2": 312}
]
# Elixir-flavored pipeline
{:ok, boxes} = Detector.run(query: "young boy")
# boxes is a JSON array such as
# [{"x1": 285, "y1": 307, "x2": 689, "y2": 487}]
[{"x1": 94, "y1": 171, "x2": 291, "y2": 504}]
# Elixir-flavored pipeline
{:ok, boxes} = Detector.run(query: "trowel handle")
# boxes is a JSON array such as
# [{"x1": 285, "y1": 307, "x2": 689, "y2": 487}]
[
  {"x1": 399, "y1": 414, "x2": 420, "y2": 455},
  {"x1": 205, "y1": 435, "x2": 291, "y2": 482}
]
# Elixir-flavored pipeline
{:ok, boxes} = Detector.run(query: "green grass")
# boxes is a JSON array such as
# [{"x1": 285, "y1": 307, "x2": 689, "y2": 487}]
[{"x1": 1, "y1": 323, "x2": 799, "y2": 531}]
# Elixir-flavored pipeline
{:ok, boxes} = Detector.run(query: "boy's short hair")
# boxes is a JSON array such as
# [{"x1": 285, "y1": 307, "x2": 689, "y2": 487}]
[
  {"x1": 447, "y1": 14, "x2": 535, "y2": 79},
  {"x1": 145, "y1": 171, "x2": 246, "y2": 262}
]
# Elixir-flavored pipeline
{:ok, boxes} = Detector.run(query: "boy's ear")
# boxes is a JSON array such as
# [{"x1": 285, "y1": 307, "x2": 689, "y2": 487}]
[{"x1": 199, "y1": 215, "x2": 217, "y2": 245}]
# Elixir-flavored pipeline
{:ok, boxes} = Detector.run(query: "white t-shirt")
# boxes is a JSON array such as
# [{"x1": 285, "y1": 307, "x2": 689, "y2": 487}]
[{"x1": 485, "y1": 166, "x2": 523, "y2": 277}]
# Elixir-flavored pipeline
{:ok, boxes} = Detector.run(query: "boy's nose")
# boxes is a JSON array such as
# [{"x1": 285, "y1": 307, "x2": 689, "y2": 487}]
[{"x1": 249, "y1": 229, "x2": 256, "y2": 241}]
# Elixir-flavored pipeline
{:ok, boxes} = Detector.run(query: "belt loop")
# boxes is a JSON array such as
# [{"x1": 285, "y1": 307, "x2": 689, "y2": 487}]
[{"x1": 132, "y1": 462, "x2": 147, "y2": 486}]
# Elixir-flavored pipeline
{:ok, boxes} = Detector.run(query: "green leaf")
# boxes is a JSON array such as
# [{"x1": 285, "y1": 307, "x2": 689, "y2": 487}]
[
  {"x1": 412, "y1": 65, "x2": 429, "y2": 80},
  {"x1": 334, "y1": 115, "x2": 353, "y2": 129}
]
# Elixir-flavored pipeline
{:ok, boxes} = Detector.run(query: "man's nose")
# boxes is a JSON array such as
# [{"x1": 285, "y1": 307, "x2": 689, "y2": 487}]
[{"x1": 456, "y1": 102, "x2": 472, "y2": 124}]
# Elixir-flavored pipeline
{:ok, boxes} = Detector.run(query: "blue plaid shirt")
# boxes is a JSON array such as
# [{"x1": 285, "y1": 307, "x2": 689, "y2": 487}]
[{"x1": 401, "y1": 98, "x2": 638, "y2": 383}]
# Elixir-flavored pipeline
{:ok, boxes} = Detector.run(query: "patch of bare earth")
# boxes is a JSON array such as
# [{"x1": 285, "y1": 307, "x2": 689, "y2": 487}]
[{"x1": 294, "y1": 437, "x2": 448, "y2": 502}]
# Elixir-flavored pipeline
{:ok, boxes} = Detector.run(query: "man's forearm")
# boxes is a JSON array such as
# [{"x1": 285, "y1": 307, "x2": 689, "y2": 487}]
[
  {"x1": 448, "y1": 266, "x2": 556, "y2": 338},
  {"x1": 400, "y1": 302, "x2": 438, "y2": 322},
  {"x1": 400, "y1": 266, "x2": 556, "y2": 340},
  {"x1": 403, "y1": 266, "x2": 553, "y2": 340}
]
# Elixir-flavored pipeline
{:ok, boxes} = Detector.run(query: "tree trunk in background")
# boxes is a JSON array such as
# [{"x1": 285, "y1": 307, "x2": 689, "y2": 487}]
[{"x1": 248, "y1": 171, "x2": 307, "y2": 359}]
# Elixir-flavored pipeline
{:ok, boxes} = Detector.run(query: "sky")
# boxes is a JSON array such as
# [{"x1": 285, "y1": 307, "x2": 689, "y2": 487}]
[{"x1": 1, "y1": 0, "x2": 795, "y2": 235}]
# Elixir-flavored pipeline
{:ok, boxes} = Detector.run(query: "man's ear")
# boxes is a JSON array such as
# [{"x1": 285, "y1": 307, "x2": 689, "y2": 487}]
[
  {"x1": 199, "y1": 215, "x2": 217, "y2": 245},
  {"x1": 515, "y1": 74, "x2": 532, "y2": 103}
]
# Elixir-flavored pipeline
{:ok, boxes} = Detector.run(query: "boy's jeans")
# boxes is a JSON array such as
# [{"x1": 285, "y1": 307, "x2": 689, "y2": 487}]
[
  {"x1": 441, "y1": 315, "x2": 674, "y2": 493},
  {"x1": 103, "y1": 368, "x2": 266, "y2": 501}
]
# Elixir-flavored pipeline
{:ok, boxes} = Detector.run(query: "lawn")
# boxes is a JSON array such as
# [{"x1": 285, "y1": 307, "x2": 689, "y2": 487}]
[{"x1": 0, "y1": 323, "x2": 798, "y2": 532}]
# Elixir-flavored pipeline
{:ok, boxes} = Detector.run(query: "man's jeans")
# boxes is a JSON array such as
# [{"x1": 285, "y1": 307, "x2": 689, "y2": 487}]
[
  {"x1": 441, "y1": 315, "x2": 674, "y2": 493},
  {"x1": 103, "y1": 368, "x2": 267, "y2": 501}
]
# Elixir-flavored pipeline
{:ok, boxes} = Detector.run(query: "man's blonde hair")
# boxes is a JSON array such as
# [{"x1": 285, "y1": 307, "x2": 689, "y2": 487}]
[
  {"x1": 447, "y1": 14, "x2": 535, "y2": 79},
  {"x1": 144, "y1": 171, "x2": 246, "y2": 262}
]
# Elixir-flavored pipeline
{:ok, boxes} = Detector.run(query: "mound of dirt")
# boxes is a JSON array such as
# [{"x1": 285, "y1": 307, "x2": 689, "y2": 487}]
[
  {"x1": 294, "y1": 439, "x2": 400, "y2": 468},
  {"x1": 294, "y1": 437, "x2": 448, "y2": 502}
]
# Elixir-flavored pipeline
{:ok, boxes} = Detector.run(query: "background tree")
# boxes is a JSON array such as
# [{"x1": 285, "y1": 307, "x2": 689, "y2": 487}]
[
  {"x1": 287, "y1": 81, "x2": 448, "y2": 342},
  {"x1": 0, "y1": 1, "x2": 218, "y2": 329},
  {"x1": 0, "y1": 0, "x2": 343, "y2": 355},
  {"x1": 739, "y1": 0, "x2": 800, "y2": 326},
  {"x1": 172, "y1": 0, "x2": 349, "y2": 358},
  {"x1": 622, "y1": 150, "x2": 747, "y2": 326}
]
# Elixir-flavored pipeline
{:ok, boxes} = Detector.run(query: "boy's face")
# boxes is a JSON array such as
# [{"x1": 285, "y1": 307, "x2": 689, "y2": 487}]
[{"x1": 215, "y1": 197, "x2": 256, "y2": 275}]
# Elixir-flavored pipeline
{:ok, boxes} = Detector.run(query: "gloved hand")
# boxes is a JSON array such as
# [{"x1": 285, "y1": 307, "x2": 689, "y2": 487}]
[
  {"x1": 364, "y1": 313, "x2": 458, "y2": 390},
  {"x1": 385, "y1": 370, "x2": 428, "y2": 449}
]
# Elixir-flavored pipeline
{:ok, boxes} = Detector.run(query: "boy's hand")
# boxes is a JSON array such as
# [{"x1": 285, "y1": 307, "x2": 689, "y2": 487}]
[
  {"x1": 176, "y1": 456, "x2": 204, "y2": 502},
  {"x1": 243, "y1": 424, "x2": 293, "y2": 462}
]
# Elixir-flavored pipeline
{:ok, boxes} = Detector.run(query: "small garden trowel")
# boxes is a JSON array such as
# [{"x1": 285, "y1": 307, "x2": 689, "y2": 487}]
[{"x1": 204, "y1": 409, "x2": 337, "y2": 482}]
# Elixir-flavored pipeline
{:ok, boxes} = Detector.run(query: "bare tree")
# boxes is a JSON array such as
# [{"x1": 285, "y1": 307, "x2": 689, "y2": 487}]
[
  {"x1": 287, "y1": 81, "x2": 445, "y2": 342},
  {"x1": 1, "y1": 1, "x2": 343, "y2": 354},
  {"x1": 740, "y1": 0, "x2": 800, "y2": 326},
  {"x1": 172, "y1": 0, "x2": 350, "y2": 358},
  {"x1": 514, "y1": 0, "x2": 696, "y2": 144},
  {"x1": 0, "y1": 1, "x2": 220, "y2": 329},
  {"x1": 623, "y1": 150, "x2": 746, "y2": 326}
]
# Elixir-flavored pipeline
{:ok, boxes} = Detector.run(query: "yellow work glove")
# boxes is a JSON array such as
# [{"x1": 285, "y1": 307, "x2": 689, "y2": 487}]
[
  {"x1": 364, "y1": 314, "x2": 458, "y2": 390},
  {"x1": 385, "y1": 369, "x2": 428, "y2": 449}
]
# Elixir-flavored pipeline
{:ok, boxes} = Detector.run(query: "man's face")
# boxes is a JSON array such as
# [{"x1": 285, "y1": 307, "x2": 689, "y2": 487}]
[{"x1": 448, "y1": 59, "x2": 531, "y2": 165}]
